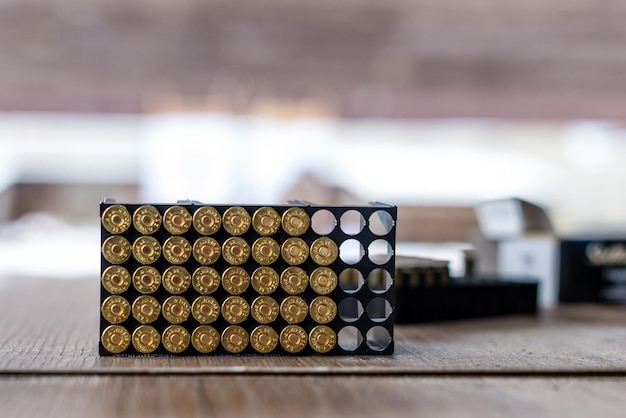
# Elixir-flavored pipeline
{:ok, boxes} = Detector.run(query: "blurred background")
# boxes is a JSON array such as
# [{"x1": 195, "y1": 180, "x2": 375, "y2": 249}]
[{"x1": 2, "y1": 0, "x2": 626, "y2": 289}]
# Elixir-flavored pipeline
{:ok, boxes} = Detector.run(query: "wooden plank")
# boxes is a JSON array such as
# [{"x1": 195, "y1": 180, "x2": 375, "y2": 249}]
[
  {"x1": 2, "y1": 375, "x2": 626, "y2": 418},
  {"x1": 3, "y1": 278, "x2": 626, "y2": 374}
]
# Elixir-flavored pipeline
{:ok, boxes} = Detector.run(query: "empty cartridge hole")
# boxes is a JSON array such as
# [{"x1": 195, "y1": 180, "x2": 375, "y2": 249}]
[
  {"x1": 367, "y1": 240, "x2": 393, "y2": 265},
  {"x1": 339, "y1": 240, "x2": 364, "y2": 265},
  {"x1": 369, "y1": 211, "x2": 394, "y2": 236},
  {"x1": 366, "y1": 326, "x2": 392, "y2": 351},
  {"x1": 339, "y1": 268, "x2": 364, "y2": 293},
  {"x1": 366, "y1": 298, "x2": 393, "y2": 322},
  {"x1": 338, "y1": 326, "x2": 363, "y2": 351},
  {"x1": 311, "y1": 210, "x2": 336, "y2": 235},
  {"x1": 367, "y1": 269, "x2": 393, "y2": 293},
  {"x1": 340, "y1": 210, "x2": 365, "y2": 235},
  {"x1": 338, "y1": 298, "x2": 364, "y2": 322}
]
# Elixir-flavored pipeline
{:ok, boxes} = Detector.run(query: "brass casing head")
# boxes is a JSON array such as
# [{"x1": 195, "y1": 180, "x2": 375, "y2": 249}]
[
  {"x1": 163, "y1": 206, "x2": 192, "y2": 235},
  {"x1": 101, "y1": 325, "x2": 131, "y2": 354},
  {"x1": 132, "y1": 295, "x2": 161, "y2": 324},
  {"x1": 280, "y1": 296, "x2": 308, "y2": 324},
  {"x1": 222, "y1": 237, "x2": 250, "y2": 265},
  {"x1": 192, "y1": 267, "x2": 220, "y2": 294},
  {"x1": 101, "y1": 265, "x2": 131, "y2": 294},
  {"x1": 162, "y1": 266, "x2": 191, "y2": 294},
  {"x1": 163, "y1": 236, "x2": 192, "y2": 265},
  {"x1": 132, "y1": 325, "x2": 161, "y2": 354},
  {"x1": 193, "y1": 237, "x2": 221, "y2": 265},
  {"x1": 309, "y1": 267, "x2": 338, "y2": 295},
  {"x1": 309, "y1": 325, "x2": 336, "y2": 353},
  {"x1": 310, "y1": 237, "x2": 339, "y2": 266},
  {"x1": 221, "y1": 325, "x2": 249, "y2": 353},
  {"x1": 252, "y1": 237, "x2": 280, "y2": 265},
  {"x1": 309, "y1": 296, "x2": 337, "y2": 324},
  {"x1": 162, "y1": 296, "x2": 191, "y2": 324},
  {"x1": 101, "y1": 295, "x2": 131, "y2": 324},
  {"x1": 250, "y1": 325, "x2": 279, "y2": 354},
  {"x1": 102, "y1": 236, "x2": 131, "y2": 264},
  {"x1": 222, "y1": 266, "x2": 250, "y2": 295},
  {"x1": 280, "y1": 267, "x2": 309, "y2": 295},
  {"x1": 223, "y1": 206, "x2": 251, "y2": 236},
  {"x1": 132, "y1": 266, "x2": 161, "y2": 294},
  {"x1": 192, "y1": 296, "x2": 220, "y2": 324},
  {"x1": 162, "y1": 325, "x2": 190, "y2": 354},
  {"x1": 102, "y1": 205, "x2": 131, "y2": 234},
  {"x1": 281, "y1": 238, "x2": 309, "y2": 265},
  {"x1": 251, "y1": 296, "x2": 279, "y2": 324},
  {"x1": 133, "y1": 205, "x2": 161, "y2": 235},
  {"x1": 252, "y1": 207, "x2": 281, "y2": 236},
  {"x1": 221, "y1": 296, "x2": 250, "y2": 324},
  {"x1": 279, "y1": 325, "x2": 307, "y2": 353},
  {"x1": 281, "y1": 207, "x2": 310, "y2": 236},
  {"x1": 192, "y1": 325, "x2": 220, "y2": 353},
  {"x1": 251, "y1": 267, "x2": 279, "y2": 295},
  {"x1": 193, "y1": 206, "x2": 221, "y2": 235},
  {"x1": 132, "y1": 236, "x2": 162, "y2": 265}
]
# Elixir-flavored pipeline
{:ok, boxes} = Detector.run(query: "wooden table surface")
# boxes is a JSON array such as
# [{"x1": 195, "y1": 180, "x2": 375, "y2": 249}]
[{"x1": 2, "y1": 278, "x2": 626, "y2": 417}]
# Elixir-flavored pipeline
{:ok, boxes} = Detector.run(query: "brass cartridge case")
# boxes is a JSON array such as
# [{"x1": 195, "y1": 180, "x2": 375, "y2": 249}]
[
  {"x1": 192, "y1": 267, "x2": 220, "y2": 294},
  {"x1": 222, "y1": 237, "x2": 250, "y2": 265},
  {"x1": 132, "y1": 236, "x2": 161, "y2": 265},
  {"x1": 221, "y1": 296, "x2": 250, "y2": 324},
  {"x1": 101, "y1": 325, "x2": 131, "y2": 354},
  {"x1": 222, "y1": 266, "x2": 250, "y2": 295},
  {"x1": 309, "y1": 296, "x2": 337, "y2": 324},
  {"x1": 309, "y1": 325, "x2": 336, "y2": 353},
  {"x1": 223, "y1": 206, "x2": 251, "y2": 236},
  {"x1": 163, "y1": 206, "x2": 192, "y2": 235},
  {"x1": 102, "y1": 205, "x2": 131, "y2": 234},
  {"x1": 162, "y1": 266, "x2": 191, "y2": 294},
  {"x1": 133, "y1": 205, "x2": 161, "y2": 235},
  {"x1": 163, "y1": 236, "x2": 192, "y2": 265},
  {"x1": 281, "y1": 207, "x2": 310, "y2": 236},
  {"x1": 191, "y1": 325, "x2": 220, "y2": 353},
  {"x1": 102, "y1": 236, "x2": 131, "y2": 264},
  {"x1": 280, "y1": 296, "x2": 308, "y2": 324},
  {"x1": 251, "y1": 296, "x2": 279, "y2": 324},
  {"x1": 101, "y1": 265, "x2": 131, "y2": 294},
  {"x1": 193, "y1": 206, "x2": 221, "y2": 235},
  {"x1": 279, "y1": 325, "x2": 307, "y2": 353},
  {"x1": 309, "y1": 267, "x2": 337, "y2": 295},
  {"x1": 162, "y1": 295, "x2": 191, "y2": 324},
  {"x1": 101, "y1": 295, "x2": 131, "y2": 324},
  {"x1": 310, "y1": 237, "x2": 339, "y2": 266},
  {"x1": 280, "y1": 267, "x2": 308, "y2": 295},
  {"x1": 251, "y1": 267, "x2": 279, "y2": 295},
  {"x1": 193, "y1": 237, "x2": 221, "y2": 265},
  {"x1": 250, "y1": 325, "x2": 278, "y2": 353},
  {"x1": 221, "y1": 325, "x2": 249, "y2": 353},
  {"x1": 252, "y1": 207, "x2": 281, "y2": 236},
  {"x1": 252, "y1": 237, "x2": 280, "y2": 265},
  {"x1": 162, "y1": 325, "x2": 190, "y2": 354},
  {"x1": 281, "y1": 237, "x2": 309, "y2": 265},
  {"x1": 132, "y1": 325, "x2": 161, "y2": 354},
  {"x1": 192, "y1": 296, "x2": 220, "y2": 324},
  {"x1": 132, "y1": 266, "x2": 161, "y2": 294},
  {"x1": 132, "y1": 295, "x2": 161, "y2": 324}
]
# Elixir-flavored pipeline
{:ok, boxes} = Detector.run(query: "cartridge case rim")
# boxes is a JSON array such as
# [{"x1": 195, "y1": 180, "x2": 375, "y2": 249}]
[
  {"x1": 162, "y1": 295, "x2": 191, "y2": 324},
  {"x1": 102, "y1": 235, "x2": 131, "y2": 264},
  {"x1": 192, "y1": 266, "x2": 221, "y2": 294},
  {"x1": 251, "y1": 266, "x2": 280, "y2": 295},
  {"x1": 310, "y1": 296, "x2": 337, "y2": 324},
  {"x1": 251, "y1": 325, "x2": 279, "y2": 353},
  {"x1": 309, "y1": 325, "x2": 337, "y2": 353},
  {"x1": 163, "y1": 236, "x2": 192, "y2": 265},
  {"x1": 132, "y1": 295, "x2": 161, "y2": 324},
  {"x1": 310, "y1": 237, "x2": 339, "y2": 266},
  {"x1": 280, "y1": 295, "x2": 308, "y2": 324},
  {"x1": 132, "y1": 205, "x2": 162, "y2": 235},
  {"x1": 101, "y1": 325, "x2": 131, "y2": 354},
  {"x1": 281, "y1": 207, "x2": 310, "y2": 236},
  {"x1": 102, "y1": 265, "x2": 131, "y2": 294},
  {"x1": 192, "y1": 325, "x2": 220, "y2": 353},
  {"x1": 280, "y1": 266, "x2": 309, "y2": 295},
  {"x1": 252, "y1": 207, "x2": 281, "y2": 236},
  {"x1": 132, "y1": 236, "x2": 162, "y2": 265},
  {"x1": 193, "y1": 206, "x2": 222, "y2": 235},
  {"x1": 193, "y1": 236, "x2": 221, "y2": 265},
  {"x1": 162, "y1": 325, "x2": 190, "y2": 353},
  {"x1": 281, "y1": 237, "x2": 309, "y2": 265},
  {"x1": 221, "y1": 295, "x2": 250, "y2": 324},
  {"x1": 163, "y1": 206, "x2": 192, "y2": 235},
  {"x1": 132, "y1": 325, "x2": 161, "y2": 354},
  {"x1": 251, "y1": 296, "x2": 279, "y2": 324},
  {"x1": 102, "y1": 205, "x2": 132, "y2": 234},
  {"x1": 222, "y1": 206, "x2": 251, "y2": 236},
  {"x1": 162, "y1": 266, "x2": 191, "y2": 294},
  {"x1": 192, "y1": 296, "x2": 220, "y2": 324},
  {"x1": 279, "y1": 325, "x2": 308, "y2": 353},
  {"x1": 222, "y1": 237, "x2": 250, "y2": 266},
  {"x1": 222, "y1": 266, "x2": 250, "y2": 295},
  {"x1": 252, "y1": 237, "x2": 280, "y2": 265},
  {"x1": 309, "y1": 267, "x2": 338, "y2": 295},
  {"x1": 132, "y1": 266, "x2": 161, "y2": 294},
  {"x1": 221, "y1": 325, "x2": 249, "y2": 353},
  {"x1": 101, "y1": 295, "x2": 131, "y2": 324}
]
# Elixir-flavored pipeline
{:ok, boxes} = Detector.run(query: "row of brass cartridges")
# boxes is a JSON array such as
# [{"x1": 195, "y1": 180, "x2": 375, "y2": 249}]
[
  {"x1": 102, "y1": 205, "x2": 313, "y2": 237},
  {"x1": 102, "y1": 234, "x2": 339, "y2": 267},
  {"x1": 102, "y1": 322, "x2": 337, "y2": 355},
  {"x1": 102, "y1": 265, "x2": 338, "y2": 296},
  {"x1": 102, "y1": 293, "x2": 338, "y2": 327}
]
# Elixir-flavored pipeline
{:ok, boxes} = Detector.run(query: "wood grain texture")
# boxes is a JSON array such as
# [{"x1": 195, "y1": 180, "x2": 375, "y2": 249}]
[
  {"x1": 2, "y1": 375, "x2": 626, "y2": 418},
  {"x1": 3, "y1": 278, "x2": 626, "y2": 375}
]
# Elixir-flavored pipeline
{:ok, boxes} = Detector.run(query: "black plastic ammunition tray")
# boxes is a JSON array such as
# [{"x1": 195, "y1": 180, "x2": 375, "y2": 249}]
[{"x1": 100, "y1": 199, "x2": 396, "y2": 355}]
